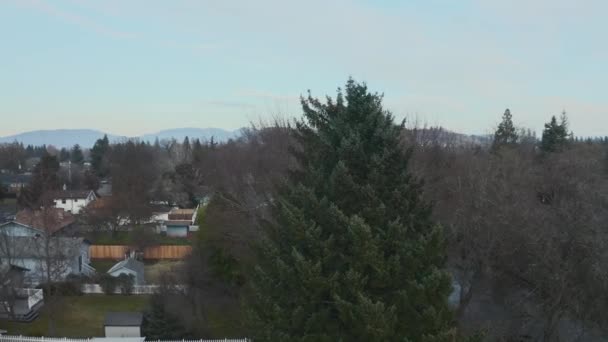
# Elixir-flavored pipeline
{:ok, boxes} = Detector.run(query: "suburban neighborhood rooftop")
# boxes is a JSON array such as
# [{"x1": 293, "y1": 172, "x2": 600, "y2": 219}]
[{"x1": 103, "y1": 312, "x2": 143, "y2": 327}]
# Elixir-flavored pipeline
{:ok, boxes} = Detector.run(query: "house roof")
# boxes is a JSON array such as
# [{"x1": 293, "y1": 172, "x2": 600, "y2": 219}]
[
  {"x1": 165, "y1": 220, "x2": 192, "y2": 226},
  {"x1": 0, "y1": 174, "x2": 31, "y2": 185},
  {"x1": 168, "y1": 208, "x2": 195, "y2": 220},
  {"x1": 48, "y1": 190, "x2": 94, "y2": 200},
  {"x1": 103, "y1": 312, "x2": 143, "y2": 327},
  {"x1": 0, "y1": 236, "x2": 85, "y2": 259},
  {"x1": 15, "y1": 208, "x2": 75, "y2": 235},
  {"x1": 87, "y1": 196, "x2": 113, "y2": 210},
  {"x1": 97, "y1": 182, "x2": 112, "y2": 197},
  {"x1": 107, "y1": 258, "x2": 144, "y2": 280}
]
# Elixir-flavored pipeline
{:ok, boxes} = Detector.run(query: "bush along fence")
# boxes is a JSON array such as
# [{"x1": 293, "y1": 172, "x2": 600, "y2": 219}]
[
  {"x1": 81, "y1": 283, "x2": 186, "y2": 295},
  {"x1": 90, "y1": 245, "x2": 192, "y2": 260},
  {"x1": 0, "y1": 336, "x2": 250, "y2": 342}
]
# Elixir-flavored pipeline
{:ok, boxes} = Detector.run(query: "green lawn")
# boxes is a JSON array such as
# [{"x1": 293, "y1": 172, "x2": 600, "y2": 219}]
[
  {"x1": 0, "y1": 295, "x2": 150, "y2": 338},
  {"x1": 144, "y1": 261, "x2": 184, "y2": 284},
  {"x1": 0, "y1": 197, "x2": 17, "y2": 213}
]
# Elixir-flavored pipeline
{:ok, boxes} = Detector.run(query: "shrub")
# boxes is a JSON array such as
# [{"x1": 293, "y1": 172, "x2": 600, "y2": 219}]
[
  {"x1": 37, "y1": 276, "x2": 82, "y2": 296},
  {"x1": 117, "y1": 273, "x2": 135, "y2": 295},
  {"x1": 98, "y1": 274, "x2": 118, "y2": 295}
]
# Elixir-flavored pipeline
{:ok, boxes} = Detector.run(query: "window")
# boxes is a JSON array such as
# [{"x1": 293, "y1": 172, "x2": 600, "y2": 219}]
[
  {"x1": 78, "y1": 256, "x2": 82, "y2": 272},
  {"x1": 61, "y1": 199, "x2": 66, "y2": 204}
]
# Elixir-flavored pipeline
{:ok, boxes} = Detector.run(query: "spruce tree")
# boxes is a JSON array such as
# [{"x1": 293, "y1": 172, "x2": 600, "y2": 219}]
[
  {"x1": 541, "y1": 114, "x2": 569, "y2": 153},
  {"x1": 59, "y1": 148, "x2": 70, "y2": 162},
  {"x1": 91, "y1": 135, "x2": 110, "y2": 176},
  {"x1": 142, "y1": 295, "x2": 191, "y2": 340},
  {"x1": 248, "y1": 79, "x2": 453, "y2": 341},
  {"x1": 492, "y1": 108, "x2": 518, "y2": 150},
  {"x1": 70, "y1": 144, "x2": 84, "y2": 165}
]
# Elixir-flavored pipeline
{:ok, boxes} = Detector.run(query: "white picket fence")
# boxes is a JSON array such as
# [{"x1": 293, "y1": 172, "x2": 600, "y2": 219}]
[
  {"x1": 150, "y1": 340, "x2": 250, "y2": 342},
  {"x1": 0, "y1": 336, "x2": 250, "y2": 342},
  {"x1": 80, "y1": 284, "x2": 186, "y2": 295}
]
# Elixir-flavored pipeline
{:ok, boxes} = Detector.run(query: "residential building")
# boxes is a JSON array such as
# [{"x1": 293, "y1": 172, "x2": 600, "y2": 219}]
[
  {"x1": 0, "y1": 263, "x2": 44, "y2": 322},
  {"x1": 49, "y1": 188, "x2": 97, "y2": 214},
  {"x1": 107, "y1": 258, "x2": 145, "y2": 285},
  {"x1": 159, "y1": 207, "x2": 199, "y2": 237},
  {"x1": 0, "y1": 174, "x2": 31, "y2": 195},
  {"x1": 15, "y1": 208, "x2": 77, "y2": 236},
  {"x1": 103, "y1": 312, "x2": 143, "y2": 338},
  {"x1": 0, "y1": 221, "x2": 94, "y2": 285}
]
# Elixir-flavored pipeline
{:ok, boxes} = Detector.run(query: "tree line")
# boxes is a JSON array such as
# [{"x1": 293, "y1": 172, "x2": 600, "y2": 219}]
[{"x1": 4, "y1": 79, "x2": 608, "y2": 341}]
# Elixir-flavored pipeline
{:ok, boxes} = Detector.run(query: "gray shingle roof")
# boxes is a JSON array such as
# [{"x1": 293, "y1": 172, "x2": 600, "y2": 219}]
[
  {"x1": 49, "y1": 190, "x2": 94, "y2": 200},
  {"x1": 0, "y1": 235, "x2": 84, "y2": 259},
  {"x1": 103, "y1": 312, "x2": 143, "y2": 326},
  {"x1": 107, "y1": 258, "x2": 145, "y2": 284}
]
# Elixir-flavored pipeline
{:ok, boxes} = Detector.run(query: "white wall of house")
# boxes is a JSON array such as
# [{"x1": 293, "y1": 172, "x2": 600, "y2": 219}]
[
  {"x1": 53, "y1": 197, "x2": 88, "y2": 214},
  {"x1": 0, "y1": 222, "x2": 91, "y2": 286},
  {"x1": 11, "y1": 258, "x2": 77, "y2": 285},
  {"x1": 166, "y1": 226, "x2": 188, "y2": 237},
  {"x1": 104, "y1": 326, "x2": 141, "y2": 338}
]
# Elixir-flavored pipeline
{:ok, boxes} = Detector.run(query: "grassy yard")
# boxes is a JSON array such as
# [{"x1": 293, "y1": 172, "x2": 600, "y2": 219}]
[
  {"x1": 0, "y1": 197, "x2": 17, "y2": 214},
  {"x1": 144, "y1": 260, "x2": 184, "y2": 283},
  {"x1": 0, "y1": 295, "x2": 149, "y2": 338}
]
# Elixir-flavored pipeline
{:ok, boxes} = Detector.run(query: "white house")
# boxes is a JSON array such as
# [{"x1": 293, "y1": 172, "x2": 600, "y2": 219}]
[
  {"x1": 0, "y1": 221, "x2": 95, "y2": 285},
  {"x1": 158, "y1": 206, "x2": 199, "y2": 237},
  {"x1": 107, "y1": 258, "x2": 145, "y2": 285},
  {"x1": 103, "y1": 312, "x2": 143, "y2": 337},
  {"x1": 50, "y1": 188, "x2": 97, "y2": 214}
]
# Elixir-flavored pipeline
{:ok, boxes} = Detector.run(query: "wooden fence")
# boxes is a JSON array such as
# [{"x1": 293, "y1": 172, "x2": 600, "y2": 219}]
[{"x1": 90, "y1": 245, "x2": 192, "y2": 260}]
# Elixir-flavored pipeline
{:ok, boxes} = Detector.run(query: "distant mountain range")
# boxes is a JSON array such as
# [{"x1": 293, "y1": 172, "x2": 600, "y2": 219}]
[{"x1": 0, "y1": 128, "x2": 242, "y2": 148}]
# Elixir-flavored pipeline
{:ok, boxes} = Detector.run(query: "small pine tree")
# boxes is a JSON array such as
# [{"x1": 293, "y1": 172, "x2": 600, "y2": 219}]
[
  {"x1": 142, "y1": 295, "x2": 191, "y2": 340},
  {"x1": 492, "y1": 108, "x2": 518, "y2": 150},
  {"x1": 247, "y1": 79, "x2": 453, "y2": 341}
]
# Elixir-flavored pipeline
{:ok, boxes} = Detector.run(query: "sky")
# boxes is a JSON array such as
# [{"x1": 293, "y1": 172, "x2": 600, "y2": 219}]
[{"x1": 1, "y1": 0, "x2": 608, "y2": 137}]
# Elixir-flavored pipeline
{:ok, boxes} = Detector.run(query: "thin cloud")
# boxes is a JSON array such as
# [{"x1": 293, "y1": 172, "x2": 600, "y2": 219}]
[{"x1": 8, "y1": 0, "x2": 136, "y2": 39}]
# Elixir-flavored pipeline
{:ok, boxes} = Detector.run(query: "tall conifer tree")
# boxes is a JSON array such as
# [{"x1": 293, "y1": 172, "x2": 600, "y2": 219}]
[
  {"x1": 248, "y1": 79, "x2": 453, "y2": 341},
  {"x1": 492, "y1": 108, "x2": 518, "y2": 150},
  {"x1": 90, "y1": 134, "x2": 110, "y2": 176},
  {"x1": 541, "y1": 113, "x2": 569, "y2": 153}
]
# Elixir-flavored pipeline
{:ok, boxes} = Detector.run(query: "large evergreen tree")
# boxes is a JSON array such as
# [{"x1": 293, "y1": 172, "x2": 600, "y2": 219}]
[
  {"x1": 90, "y1": 135, "x2": 110, "y2": 176},
  {"x1": 248, "y1": 79, "x2": 453, "y2": 341},
  {"x1": 58, "y1": 148, "x2": 70, "y2": 162},
  {"x1": 540, "y1": 112, "x2": 569, "y2": 153},
  {"x1": 18, "y1": 153, "x2": 61, "y2": 208},
  {"x1": 70, "y1": 144, "x2": 84, "y2": 165},
  {"x1": 492, "y1": 108, "x2": 518, "y2": 150}
]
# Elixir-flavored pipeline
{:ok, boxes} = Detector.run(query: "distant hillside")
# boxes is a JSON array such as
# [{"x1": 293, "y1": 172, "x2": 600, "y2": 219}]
[
  {"x1": 140, "y1": 128, "x2": 241, "y2": 144},
  {"x1": 406, "y1": 127, "x2": 491, "y2": 146},
  {"x1": 0, "y1": 129, "x2": 124, "y2": 148},
  {"x1": 0, "y1": 128, "x2": 242, "y2": 148}
]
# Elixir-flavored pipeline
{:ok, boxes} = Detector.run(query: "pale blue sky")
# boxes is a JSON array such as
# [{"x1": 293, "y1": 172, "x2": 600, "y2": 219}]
[{"x1": 1, "y1": 0, "x2": 607, "y2": 137}]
